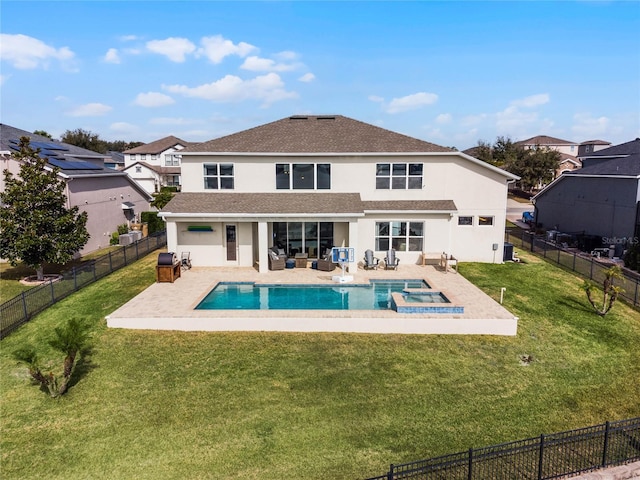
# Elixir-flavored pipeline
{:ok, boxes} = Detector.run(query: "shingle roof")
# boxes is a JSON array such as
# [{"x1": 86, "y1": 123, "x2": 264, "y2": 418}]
[
  {"x1": 568, "y1": 153, "x2": 640, "y2": 176},
  {"x1": 362, "y1": 200, "x2": 457, "y2": 212},
  {"x1": 182, "y1": 115, "x2": 453, "y2": 154},
  {"x1": 582, "y1": 138, "x2": 640, "y2": 157},
  {"x1": 124, "y1": 136, "x2": 191, "y2": 154},
  {"x1": 580, "y1": 139, "x2": 611, "y2": 146},
  {"x1": 517, "y1": 135, "x2": 577, "y2": 146},
  {"x1": 161, "y1": 192, "x2": 366, "y2": 215},
  {"x1": 125, "y1": 162, "x2": 181, "y2": 175}
]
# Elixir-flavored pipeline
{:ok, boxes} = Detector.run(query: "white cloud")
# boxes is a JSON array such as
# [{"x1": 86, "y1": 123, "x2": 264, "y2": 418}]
[
  {"x1": 146, "y1": 37, "x2": 196, "y2": 62},
  {"x1": 134, "y1": 92, "x2": 175, "y2": 107},
  {"x1": 104, "y1": 48, "x2": 120, "y2": 64},
  {"x1": 240, "y1": 55, "x2": 299, "y2": 72},
  {"x1": 368, "y1": 95, "x2": 384, "y2": 103},
  {"x1": 0, "y1": 33, "x2": 74, "y2": 69},
  {"x1": 511, "y1": 93, "x2": 550, "y2": 108},
  {"x1": 67, "y1": 103, "x2": 112, "y2": 117},
  {"x1": 299, "y1": 73, "x2": 315, "y2": 82},
  {"x1": 384, "y1": 92, "x2": 438, "y2": 114},
  {"x1": 571, "y1": 112, "x2": 611, "y2": 138},
  {"x1": 196, "y1": 35, "x2": 257, "y2": 64},
  {"x1": 163, "y1": 73, "x2": 298, "y2": 106},
  {"x1": 436, "y1": 113, "x2": 452, "y2": 124}
]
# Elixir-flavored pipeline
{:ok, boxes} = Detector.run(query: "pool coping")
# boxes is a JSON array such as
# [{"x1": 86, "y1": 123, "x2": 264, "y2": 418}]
[{"x1": 105, "y1": 264, "x2": 519, "y2": 335}]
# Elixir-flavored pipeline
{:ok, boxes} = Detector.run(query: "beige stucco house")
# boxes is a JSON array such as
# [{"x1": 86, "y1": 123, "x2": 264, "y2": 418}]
[
  {"x1": 123, "y1": 136, "x2": 191, "y2": 193},
  {"x1": 159, "y1": 115, "x2": 519, "y2": 272}
]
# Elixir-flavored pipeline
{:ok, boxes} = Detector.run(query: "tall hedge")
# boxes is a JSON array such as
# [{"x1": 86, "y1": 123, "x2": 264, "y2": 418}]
[{"x1": 141, "y1": 211, "x2": 165, "y2": 235}]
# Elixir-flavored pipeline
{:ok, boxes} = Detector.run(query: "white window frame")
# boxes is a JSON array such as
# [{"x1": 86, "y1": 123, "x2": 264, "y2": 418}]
[
  {"x1": 275, "y1": 163, "x2": 331, "y2": 190},
  {"x1": 204, "y1": 163, "x2": 234, "y2": 190},
  {"x1": 458, "y1": 216, "x2": 473, "y2": 226},
  {"x1": 478, "y1": 216, "x2": 494, "y2": 226},
  {"x1": 375, "y1": 221, "x2": 424, "y2": 252},
  {"x1": 376, "y1": 163, "x2": 423, "y2": 190}
]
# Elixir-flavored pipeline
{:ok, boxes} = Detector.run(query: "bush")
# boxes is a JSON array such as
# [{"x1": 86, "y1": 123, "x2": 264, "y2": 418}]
[{"x1": 141, "y1": 211, "x2": 165, "y2": 235}]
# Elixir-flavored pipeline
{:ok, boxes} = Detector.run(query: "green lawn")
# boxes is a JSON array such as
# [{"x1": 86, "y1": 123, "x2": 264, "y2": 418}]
[{"x1": 1, "y1": 251, "x2": 639, "y2": 480}]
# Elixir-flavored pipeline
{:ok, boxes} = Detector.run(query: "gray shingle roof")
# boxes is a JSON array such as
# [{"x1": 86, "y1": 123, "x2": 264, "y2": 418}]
[
  {"x1": 582, "y1": 138, "x2": 640, "y2": 157},
  {"x1": 182, "y1": 115, "x2": 453, "y2": 154},
  {"x1": 124, "y1": 136, "x2": 191, "y2": 154},
  {"x1": 162, "y1": 192, "x2": 365, "y2": 215},
  {"x1": 568, "y1": 153, "x2": 640, "y2": 176},
  {"x1": 363, "y1": 200, "x2": 457, "y2": 212}
]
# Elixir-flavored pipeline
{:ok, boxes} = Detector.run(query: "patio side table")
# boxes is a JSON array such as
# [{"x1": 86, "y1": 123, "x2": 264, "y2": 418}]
[{"x1": 294, "y1": 253, "x2": 308, "y2": 268}]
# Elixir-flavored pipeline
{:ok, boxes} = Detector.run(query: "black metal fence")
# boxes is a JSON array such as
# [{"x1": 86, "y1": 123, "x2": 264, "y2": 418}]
[
  {"x1": 366, "y1": 417, "x2": 640, "y2": 480},
  {"x1": 505, "y1": 229, "x2": 640, "y2": 308},
  {"x1": 0, "y1": 232, "x2": 166, "y2": 339}
]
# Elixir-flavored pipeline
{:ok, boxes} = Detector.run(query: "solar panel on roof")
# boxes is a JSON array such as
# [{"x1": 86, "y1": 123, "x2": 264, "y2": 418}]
[
  {"x1": 30, "y1": 141, "x2": 69, "y2": 151},
  {"x1": 47, "y1": 158, "x2": 102, "y2": 170}
]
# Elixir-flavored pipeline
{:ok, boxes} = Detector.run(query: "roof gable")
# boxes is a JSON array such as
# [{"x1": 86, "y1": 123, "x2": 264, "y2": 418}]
[
  {"x1": 517, "y1": 135, "x2": 577, "y2": 146},
  {"x1": 583, "y1": 138, "x2": 640, "y2": 157},
  {"x1": 183, "y1": 115, "x2": 453, "y2": 154},
  {"x1": 124, "y1": 136, "x2": 191, "y2": 155},
  {"x1": 568, "y1": 153, "x2": 640, "y2": 176}
]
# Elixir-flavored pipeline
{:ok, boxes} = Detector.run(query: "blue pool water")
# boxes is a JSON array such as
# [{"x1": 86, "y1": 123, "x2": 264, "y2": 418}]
[{"x1": 195, "y1": 280, "x2": 430, "y2": 310}]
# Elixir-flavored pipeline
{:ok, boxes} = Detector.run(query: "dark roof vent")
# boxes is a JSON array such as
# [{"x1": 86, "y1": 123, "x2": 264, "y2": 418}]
[
  {"x1": 289, "y1": 115, "x2": 308, "y2": 120},
  {"x1": 317, "y1": 116, "x2": 336, "y2": 120}
]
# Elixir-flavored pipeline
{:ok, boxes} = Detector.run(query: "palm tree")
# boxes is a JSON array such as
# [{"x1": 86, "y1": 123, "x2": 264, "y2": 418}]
[{"x1": 583, "y1": 266, "x2": 625, "y2": 317}]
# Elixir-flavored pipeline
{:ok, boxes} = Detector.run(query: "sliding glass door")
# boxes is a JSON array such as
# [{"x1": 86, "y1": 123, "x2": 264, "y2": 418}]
[{"x1": 273, "y1": 222, "x2": 333, "y2": 259}]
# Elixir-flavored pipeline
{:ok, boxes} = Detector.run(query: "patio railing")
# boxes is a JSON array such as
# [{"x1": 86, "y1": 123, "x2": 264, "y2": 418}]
[{"x1": 0, "y1": 232, "x2": 166, "y2": 339}]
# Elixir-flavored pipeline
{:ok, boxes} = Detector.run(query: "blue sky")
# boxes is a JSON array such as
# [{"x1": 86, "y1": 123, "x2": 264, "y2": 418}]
[{"x1": 1, "y1": 1, "x2": 639, "y2": 150}]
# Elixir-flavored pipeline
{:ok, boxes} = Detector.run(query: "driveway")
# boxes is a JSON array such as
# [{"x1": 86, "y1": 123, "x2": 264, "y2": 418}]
[{"x1": 507, "y1": 197, "x2": 533, "y2": 229}]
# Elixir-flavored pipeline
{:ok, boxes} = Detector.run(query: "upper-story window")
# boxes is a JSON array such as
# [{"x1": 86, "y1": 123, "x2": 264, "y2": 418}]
[
  {"x1": 141, "y1": 154, "x2": 147, "y2": 161},
  {"x1": 276, "y1": 163, "x2": 330, "y2": 190},
  {"x1": 376, "y1": 163, "x2": 423, "y2": 189},
  {"x1": 130, "y1": 154, "x2": 137, "y2": 162},
  {"x1": 204, "y1": 163, "x2": 234, "y2": 189},
  {"x1": 151, "y1": 154, "x2": 157, "y2": 161},
  {"x1": 165, "y1": 154, "x2": 180, "y2": 166}
]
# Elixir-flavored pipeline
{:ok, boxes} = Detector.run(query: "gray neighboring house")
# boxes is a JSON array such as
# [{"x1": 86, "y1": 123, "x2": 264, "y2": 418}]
[
  {"x1": 0, "y1": 124, "x2": 153, "y2": 254},
  {"x1": 532, "y1": 138, "x2": 640, "y2": 252}
]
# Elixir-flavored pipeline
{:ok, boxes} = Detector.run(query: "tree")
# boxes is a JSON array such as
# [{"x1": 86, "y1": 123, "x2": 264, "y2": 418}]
[
  {"x1": 150, "y1": 187, "x2": 176, "y2": 210},
  {"x1": 33, "y1": 130, "x2": 53, "y2": 139},
  {"x1": 505, "y1": 146, "x2": 560, "y2": 191},
  {"x1": 0, "y1": 137, "x2": 89, "y2": 280},
  {"x1": 13, "y1": 317, "x2": 92, "y2": 398},
  {"x1": 582, "y1": 266, "x2": 625, "y2": 316},
  {"x1": 60, "y1": 128, "x2": 108, "y2": 153}
]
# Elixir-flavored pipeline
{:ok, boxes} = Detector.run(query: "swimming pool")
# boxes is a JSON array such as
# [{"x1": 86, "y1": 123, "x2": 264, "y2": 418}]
[{"x1": 195, "y1": 279, "x2": 430, "y2": 310}]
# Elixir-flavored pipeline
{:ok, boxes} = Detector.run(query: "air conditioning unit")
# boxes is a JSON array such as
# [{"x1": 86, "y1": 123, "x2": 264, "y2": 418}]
[{"x1": 119, "y1": 234, "x2": 133, "y2": 246}]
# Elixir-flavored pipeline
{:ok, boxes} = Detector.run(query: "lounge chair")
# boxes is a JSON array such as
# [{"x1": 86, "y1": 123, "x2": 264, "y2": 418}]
[
  {"x1": 268, "y1": 250, "x2": 285, "y2": 270},
  {"x1": 363, "y1": 249, "x2": 379, "y2": 270},
  {"x1": 384, "y1": 249, "x2": 400, "y2": 270}
]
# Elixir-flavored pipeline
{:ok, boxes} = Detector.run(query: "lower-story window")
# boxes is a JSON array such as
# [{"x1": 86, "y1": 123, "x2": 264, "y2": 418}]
[
  {"x1": 478, "y1": 216, "x2": 494, "y2": 226},
  {"x1": 273, "y1": 222, "x2": 334, "y2": 258},
  {"x1": 375, "y1": 221, "x2": 424, "y2": 251}
]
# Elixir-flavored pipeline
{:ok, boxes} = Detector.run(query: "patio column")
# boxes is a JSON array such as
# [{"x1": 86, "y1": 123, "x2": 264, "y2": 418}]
[
  {"x1": 348, "y1": 219, "x2": 358, "y2": 273},
  {"x1": 257, "y1": 221, "x2": 268, "y2": 273}
]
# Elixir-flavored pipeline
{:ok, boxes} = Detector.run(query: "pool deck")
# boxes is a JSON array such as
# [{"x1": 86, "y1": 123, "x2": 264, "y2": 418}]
[{"x1": 106, "y1": 263, "x2": 519, "y2": 335}]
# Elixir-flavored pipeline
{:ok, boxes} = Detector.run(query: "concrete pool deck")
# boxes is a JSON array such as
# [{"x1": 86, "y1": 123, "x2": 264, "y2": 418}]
[{"x1": 106, "y1": 263, "x2": 518, "y2": 335}]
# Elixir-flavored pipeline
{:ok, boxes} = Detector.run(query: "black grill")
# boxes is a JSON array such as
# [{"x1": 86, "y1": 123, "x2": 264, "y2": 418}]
[{"x1": 157, "y1": 252, "x2": 177, "y2": 266}]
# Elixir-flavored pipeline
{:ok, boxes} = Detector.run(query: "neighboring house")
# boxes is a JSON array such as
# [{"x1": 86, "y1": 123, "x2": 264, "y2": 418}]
[
  {"x1": 0, "y1": 124, "x2": 153, "y2": 254},
  {"x1": 123, "y1": 136, "x2": 191, "y2": 193},
  {"x1": 105, "y1": 150, "x2": 125, "y2": 170},
  {"x1": 517, "y1": 135, "x2": 582, "y2": 180},
  {"x1": 577, "y1": 139, "x2": 612, "y2": 158},
  {"x1": 159, "y1": 115, "x2": 518, "y2": 272},
  {"x1": 532, "y1": 138, "x2": 640, "y2": 252}
]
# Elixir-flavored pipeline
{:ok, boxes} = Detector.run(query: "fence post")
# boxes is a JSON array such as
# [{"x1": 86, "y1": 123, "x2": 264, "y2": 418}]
[
  {"x1": 602, "y1": 421, "x2": 610, "y2": 467},
  {"x1": 73, "y1": 267, "x2": 78, "y2": 290},
  {"x1": 634, "y1": 280, "x2": 639, "y2": 307},
  {"x1": 538, "y1": 434, "x2": 545, "y2": 480},
  {"x1": 50, "y1": 278, "x2": 55, "y2": 303},
  {"x1": 388, "y1": 464, "x2": 394, "y2": 480},
  {"x1": 93, "y1": 261, "x2": 97, "y2": 282},
  {"x1": 468, "y1": 448, "x2": 473, "y2": 480},
  {"x1": 123, "y1": 245, "x2": 127, "y2": 266},
  {"x1": 21, "y1": 291, "x2": 28, "y2": 321},
  {"x1": 557, "y1": 247, "x2": 560, "y2": 264},
  {"x1": 135, "y1": 239, "x2": 140, "y2": 260},
  {"x1": 572, "y1": 252, "x2": 576, "y2": 272},
  {"x1": 590, "y1": 258, "x2": 594, "y2": 280},
  {"x1": 108, "y1": 251, "x2": 113, "y2": 273}
]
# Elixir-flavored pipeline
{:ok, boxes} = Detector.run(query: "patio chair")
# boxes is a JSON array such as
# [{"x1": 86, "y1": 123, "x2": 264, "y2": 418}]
[
  {"x1": 268, "y1": 250, "x2": 285, "y2": 270},
  {"x1": 363, "y1": 249, "x2": 379, "y2": 270},
  {"x1": 180, "y1": 252, "x2": 192, "y2": 270},
  {"x1": 317, "y1": 249, "x2": 336, "y2": 272},
  {"x1": 384, "y1": 249, "x2": 400, "y2": 270}
]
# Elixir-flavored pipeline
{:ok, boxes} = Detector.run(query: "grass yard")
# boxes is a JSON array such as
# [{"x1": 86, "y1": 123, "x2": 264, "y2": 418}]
[{"x1": 1, "y1": 250, "x2": 639, "y2": 479}]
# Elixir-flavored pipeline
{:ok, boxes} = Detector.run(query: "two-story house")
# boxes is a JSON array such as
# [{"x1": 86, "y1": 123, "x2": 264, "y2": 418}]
[
  {"x1": 532, "y1": 138, "x2": 640, "y2": 255},
  {"x1": 517, "y1": 134, "x2": 583, "y2": 177},
  {"x1": 0, "y1": 124, "x2": 152, "y2": 254},
  {"x1": 159, "y1": 115, "x2": 518, "y2": 272},
  {"x1": 123, "y1": 136, "x2": 191, "y2": 194}
]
